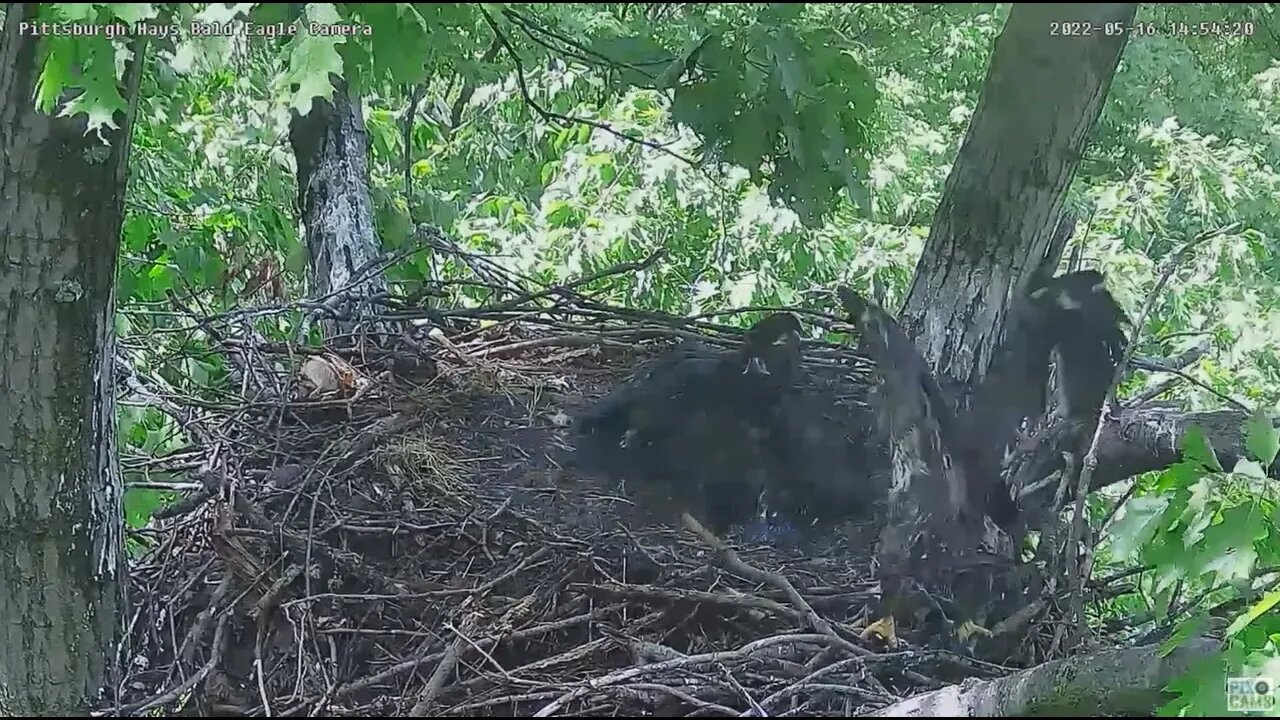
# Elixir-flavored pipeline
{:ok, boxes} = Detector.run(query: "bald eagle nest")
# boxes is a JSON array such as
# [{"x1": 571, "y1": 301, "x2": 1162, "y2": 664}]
[
  {"x1": 102, "y1": 225, "x2": 1153, "y2": 717},
  {"x1": 103, "y1": 287, "x2": 1060, "y2": 718}
]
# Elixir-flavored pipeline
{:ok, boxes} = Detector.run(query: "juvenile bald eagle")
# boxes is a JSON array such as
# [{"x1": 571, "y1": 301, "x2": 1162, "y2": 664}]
[
  {"x1": 1031, "y1": 269, "x2": 1131, "y2": 423},
  {"x1": 839, "y1": 269, "x2": 1131, "y2": 650},
  {"x1": 573, "y1": 313, "x2": 805, "y2": 533},
  {"x1": 836, "y1": 286, "x2": 992, "y2": 649}
]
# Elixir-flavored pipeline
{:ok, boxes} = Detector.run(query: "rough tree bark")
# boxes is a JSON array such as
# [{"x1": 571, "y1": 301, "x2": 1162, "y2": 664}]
[
  {"x1": 0, "y1": 4, "x2": 137, "y2": 714},
  {"x1": 288, "y1": 74, "x2": 389, "y2": 337},
  {"x1": 1094, "y1": 404, "x2": 1269, "y2": 484},
  {"x1": 900, "y1": 2, "x2": 1140, "y2": 397},
  {"x1": 868, "y1": 636, "x2": 1220, "y2": 717}
]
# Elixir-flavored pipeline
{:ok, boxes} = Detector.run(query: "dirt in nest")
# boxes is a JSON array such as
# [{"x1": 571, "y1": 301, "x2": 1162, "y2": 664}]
[{"x1": 102, "y1": 320, "x2": 1000, "y2": 718}]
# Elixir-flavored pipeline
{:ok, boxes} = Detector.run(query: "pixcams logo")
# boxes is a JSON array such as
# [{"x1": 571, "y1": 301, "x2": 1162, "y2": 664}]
[{"x1": 1227, "y1": 676, "x2": 1276, "y2": 713}]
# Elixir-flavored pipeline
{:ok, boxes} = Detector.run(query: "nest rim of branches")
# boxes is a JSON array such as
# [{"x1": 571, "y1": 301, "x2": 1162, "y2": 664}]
[{"x1": 104, "y1": 236, "x2": 1150, "y2": 718}]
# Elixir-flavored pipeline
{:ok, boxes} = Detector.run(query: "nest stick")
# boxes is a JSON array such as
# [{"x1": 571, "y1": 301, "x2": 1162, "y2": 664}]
[
  {"x1": 409, "y1": 632, "x2": 466, "y2": 717},
  {"x1": 679, "y1": 512, "x2": 863, "y2": 655},
  {"x1": 532, "y1": 633, "x2": 861, "y2": 717}
]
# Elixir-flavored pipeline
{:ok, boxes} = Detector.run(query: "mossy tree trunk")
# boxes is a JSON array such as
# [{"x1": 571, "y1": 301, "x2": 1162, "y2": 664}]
[{"x1": 0, "y1": 4, "x2": 138, "y2": 714}]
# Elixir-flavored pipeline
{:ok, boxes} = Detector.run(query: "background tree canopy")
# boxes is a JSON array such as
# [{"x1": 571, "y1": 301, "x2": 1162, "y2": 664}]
[
  {"x1": 111, "y1": 3, "x2": 1280, "y2": 400},
  {"x1": 4, "y1": 2, "x2": 1280, "y2": 716}
]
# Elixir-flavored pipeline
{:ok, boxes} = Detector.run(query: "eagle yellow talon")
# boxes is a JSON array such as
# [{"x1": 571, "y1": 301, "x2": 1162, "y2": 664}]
[
  {"x1": 957, "y1": 619, "x2": 992, "y2": 641},
  {"x1": 860, "y1": 615, "x2": 898, "y2": 648}
]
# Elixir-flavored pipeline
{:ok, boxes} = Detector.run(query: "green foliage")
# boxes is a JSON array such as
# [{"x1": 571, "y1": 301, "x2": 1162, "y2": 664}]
[
  {"x1": 1245, "y1": 411, "x2": 1280, "y2": 469},
  {"x1": 1101, "y1": 415, "x2": 1280, "y2": 717},
  {"x1": 280, "y1": 3, "x2": 347, "y2": 112},
  {"x1": 31, "y1": 3, "x2": 883, "y2": 228},
  {"x1": 662, "y1": 13, "x2": 879, "y2": 225},
  {"x1": 117, "y1": 405, "x2": 182, "y2": 556},
  {"x1": 32, "y1": 4, "x2": 140, "y2": 132}
]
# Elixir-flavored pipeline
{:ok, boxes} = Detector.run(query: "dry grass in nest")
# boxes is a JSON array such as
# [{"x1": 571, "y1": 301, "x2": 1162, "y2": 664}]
[{"x1": 379, "y1": 428, "x2": 473, "y2": 500}]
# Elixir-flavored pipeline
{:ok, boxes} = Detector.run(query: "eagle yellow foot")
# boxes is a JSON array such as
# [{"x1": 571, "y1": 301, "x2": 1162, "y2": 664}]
[
  {"x1": 956, "y1": 619, "x2": 992, "y2": 642},
  {"x1": 860, "y1": 615, "x2": 898, "y2": 649}
]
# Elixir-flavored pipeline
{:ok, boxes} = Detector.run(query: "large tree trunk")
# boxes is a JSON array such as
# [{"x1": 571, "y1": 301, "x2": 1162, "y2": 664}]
[
  {"x1": 0, "y1": 4, "x2": 136, "y2": 714},
  {"x1": 858, "y1": 2, "x2": 1141, "y2": 651},
  {"x1": 901, "y1": 2, "x2": 1140, "y2": 396},
  {"x1": 288, "y1": 75, "x2": 389, "y2": 337}
]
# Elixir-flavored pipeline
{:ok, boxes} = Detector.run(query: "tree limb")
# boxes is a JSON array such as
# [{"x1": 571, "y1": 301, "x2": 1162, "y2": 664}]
[
  {"x1": 867, "y1": 637, "x2": 1220, "y2": 717},
  {"x1": 1013, "y1": 401, "x2": 1275, "y2": 518},
  {"x1": 1093, "y1": 404, "x2": 1275, "y2": 485},
  {"x1": 480, "y1": 7, "x2": 697, "y2": 167}
]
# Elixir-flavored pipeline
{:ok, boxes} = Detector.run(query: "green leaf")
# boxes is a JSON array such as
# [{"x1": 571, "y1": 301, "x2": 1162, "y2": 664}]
[
  {"x1": 1191, "y1": 504, "x2": 1267, "y2": 583},
  {"x1": 284, "y1": 236, "x2": 309, "y2": 277},
  {"x1": 724, "y1": 103, "x2": 773, "y2": 172},
  {"x1": 197, "y1": 2, "x2": 255, "y2": 23},
  {"x1": 186, "y1": 358, "x2": 210, "y2": 386},
  {"x1": 118, "y1": 405, "x2": 146, "y2": 447},
  {"x1": 654, "y1": 33, "x2": 713, "y2": 90},
  {"x1": 544, "y1": 200, "x2": 579, "y2": 228},
  {"x1": 55, "y1": 37, "x2": 128, "y2": 135},
  {"x1": 248, "y1": 2, "x2": 290, "y2": 25},
  {"x1": 307, "y1": 2, "x2": 341, "y2": 25},
  {"x1": 106, "y1": 3, "x2": 158, "y2": 24},
  {"x1": 1234, "y1": 459, "x2": 1268, "y2": 479},
  {"x1": 540, "y1": 161, "x2": 558, "y2": 186},
  {"x1": 143, "y1": 427, "x2": 166, "y2": 453},
  {"x1": 1226, "y1": 590, "x2": 1280, "y2": 638},
  {"x1": 1202, "y1": 547, "x2": 1259, "y2": 585},
  {"x1": 173, "y1": 244, "x2": 205, "y2": 279},
  {"x1": 1179, "y1": 480, "x2": 1214, "y2": 547},
  {"x1": 35, "y1": 36, "x2": 75, "y2": 113},
  {"x1": 378, "y1": 197, "x2": 412, "y2": 249},
  {"x1": 766, "y1": 30, "x2": 808, "y2": 101},
  {"x1": 671, "y1": 79, "x2": 738, "y2": 138},
  {"x1": 54, "y1": 3, "x2": 99, "y2": 21},
  {"x1": 1160, "y1": 612, "x2": 1210, "y2": 656},
  {"x1": 1244, "y1": 410, "x2": 1280, "y2": 468},
  {"x1": 1146, "y1": 533, "x2": 1192, "y2": 592},
  {"x1": 123, "y1": 485, "x2": 173, "y2": 529},
  {"x1": 1157, "y1": 459, "x2": 1208, "y2": 491},
  {"x1": 822, "y1": 113, "x2": 870, "y2": 213},
  {"x1": 1108, "y1": 494, "x2": 1171, "y2": 559},
  {"x1": 1182, "y1": 426, "x2": 1224, "y2": 472},
  {"x1": 1159, "y1": 649, "x2": 1232, "y2": 716},
  {"x1": 589, "y1": 35, "x2": 674, "y2": 88},
  {"x1": 281, "y1": 4, "x2": 348, "y2": 114},
  {"x1": 144, "y1": 263, "x2": 174, "y2": 296},
  {"x1": 359, "y1": 2, "x2": 435, "y2": 85}
]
